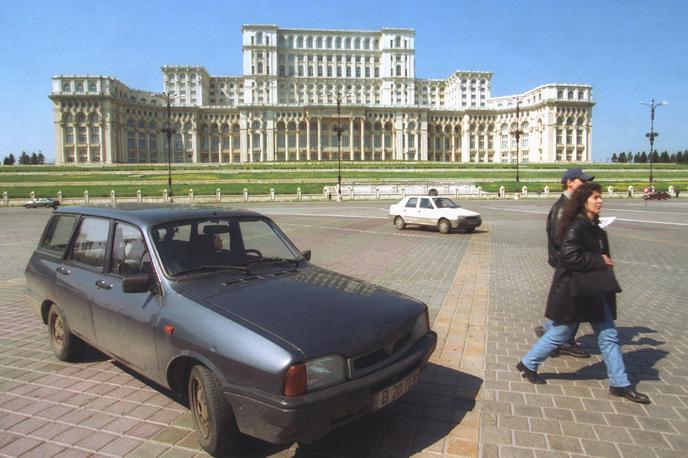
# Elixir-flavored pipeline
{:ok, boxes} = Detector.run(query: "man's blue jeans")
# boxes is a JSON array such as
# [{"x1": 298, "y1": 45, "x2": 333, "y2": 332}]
[
  {"x1": 524, "y1": 304, "x2": 630, "y2": 387},
  {"x1": 543, "y1": 320, "x2": 579, "y2": 345}
]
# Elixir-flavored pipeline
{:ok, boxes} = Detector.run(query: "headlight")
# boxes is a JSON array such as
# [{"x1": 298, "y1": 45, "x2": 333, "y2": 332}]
[
  {"x1": 284, "y1": 354, "x2": 346, "y2": 396},
  {"x1": 412, "y1": 311, "x2": 430, "y2": 341}
]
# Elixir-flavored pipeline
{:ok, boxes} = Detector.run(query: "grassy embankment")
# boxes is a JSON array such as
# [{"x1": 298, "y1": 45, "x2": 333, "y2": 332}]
[{"x1": 1, "y1": 162, "x2": 687, "y2": 198}]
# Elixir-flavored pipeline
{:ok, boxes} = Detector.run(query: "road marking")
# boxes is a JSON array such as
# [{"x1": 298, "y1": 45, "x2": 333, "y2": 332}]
[{"x1": 485, "y1": 206, "x2": 688, "y2": 227}]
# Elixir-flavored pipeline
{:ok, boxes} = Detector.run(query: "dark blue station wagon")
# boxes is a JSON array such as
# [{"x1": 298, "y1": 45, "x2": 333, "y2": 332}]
[{"x1": 24, "y1": 206, "x2": 437, "y2": 455}]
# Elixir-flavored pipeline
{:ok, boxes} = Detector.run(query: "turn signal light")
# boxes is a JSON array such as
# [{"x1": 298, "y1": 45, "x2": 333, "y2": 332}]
[{"x1": 284, "y1": 363, "x2": 307, "y2": 396}]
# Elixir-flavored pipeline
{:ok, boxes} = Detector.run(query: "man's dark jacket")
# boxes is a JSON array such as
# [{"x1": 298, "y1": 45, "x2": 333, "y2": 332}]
[
  {"x1": 545, "y1": 215, "x2": 618, "y2": 323},
  {"x1": 546, "y1": 194, "x2": 568, "y2": 267}
]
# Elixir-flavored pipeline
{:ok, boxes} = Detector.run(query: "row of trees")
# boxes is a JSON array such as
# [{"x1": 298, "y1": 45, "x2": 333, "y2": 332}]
[
  {"x1": 611, "y1": 150, "x2": 688, "y2": 164},
  {"x1": 2, "y1": 152, "x2": 46, "y2": 165}
]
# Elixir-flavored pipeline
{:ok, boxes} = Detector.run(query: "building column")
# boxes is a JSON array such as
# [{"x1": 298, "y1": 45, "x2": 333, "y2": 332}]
[
  {"x1": 349, "y1": 117, "x2": 354, "y2": 160},
  {"x1": 229, "y1": 135, "x2": 233, "y2": 163},
  {"x1": 381, "y1": 127, "x2": 386, "y2": 161},
  {"x1": 284, "y1": 129, "x2": 289, "y2": 161},
  {"x1": 451, "y1": 130, "x2": 456, "y2": 162},
  {"x1": 360, "y1": 118, "x2": 365, "y2": 159},
  {"x1": 461, "y1": 115, "x2": 470, "y2": 163},
  {"x1": 317, "y1": 117, "x2": 322, "y2": 161},
  {"x1": 305, "y1": 118, "x2": 311, "y2": 161}
]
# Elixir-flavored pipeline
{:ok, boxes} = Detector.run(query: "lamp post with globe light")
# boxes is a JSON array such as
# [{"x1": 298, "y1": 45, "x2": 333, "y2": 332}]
[
  {"x1": 162, "y1": 92, "x2": 176, "y2": 200},
  {"x1": 511, "y1": 99, "x2": 523, "y2": 183},
  {"x1": 639, "y1": 98, "x2": 668, "y2": 183}
]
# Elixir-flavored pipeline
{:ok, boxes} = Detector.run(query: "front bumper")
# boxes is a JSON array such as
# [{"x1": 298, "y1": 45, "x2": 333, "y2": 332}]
[
  {"x1": 224, "y1": 331, "x2": 437, "y2": 444},
  {"x1": 451, "y1": 217, "x2": 482, "y2": 229}
]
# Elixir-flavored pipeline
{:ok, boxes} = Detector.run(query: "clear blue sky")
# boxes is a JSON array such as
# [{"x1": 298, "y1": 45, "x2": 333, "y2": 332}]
[{"x1": 1, "y1": 0, "x2": 686, "y2": 163}]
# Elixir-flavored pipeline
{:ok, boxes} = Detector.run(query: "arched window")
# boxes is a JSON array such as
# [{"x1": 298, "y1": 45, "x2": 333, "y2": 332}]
[
  {"x1": 138, "y1": 119, "x2": 146, "y2": 129},
  {"x1": 306, "y1": 36, "x2": 313, "y2": 48},
  {"x1": 89, "y1": 113, "x2": 100, "y2": 123},
  {"x1": 75, "y1": 83, "x2": 84, "y2": 92},
  {"x1": 88, "y1": 82, "x2": 97, "y2": 92},
  {"x1": 325, "y1": 36, "x2": 332, "y2": 48},
  {"x1": 344, "y1": 37, "x2": 351, "y2": 49},
  {"x1": 62, "y1": 83, "x2": 71, "y2": 92},
  {"x1": 149, "y1": 121, "x2": 156, "y2": 129},
  {"x1": 296, "y1": 36, "x2": 303, "y2": 47},
  {"x1": 63, "y1": 113, "x2": 73, "y2": 123},
  {"x1": 316, "y1": 36, "x2": 322, "y2": 48},
  {"x1": 76, "y1": 113, "x2": 86, "y2": 123},
  {"x1": 395, "y1": 36, "x2": 401, "y2": 47},
  {"x1": 335, "y1": 36, "x2": 342, "y2": 48},
  {"x1": 363, "y1": 37, "x2": 370, "y2": 49},
  {"x1": 354, "y1": 37, "x2": 360, "y2": 49}
]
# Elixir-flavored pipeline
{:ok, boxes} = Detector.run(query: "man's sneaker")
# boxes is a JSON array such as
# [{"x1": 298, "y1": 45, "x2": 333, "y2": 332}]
[
  {"x1": 558, "y1": 343, "x2": 590, "y2": 358},
  {"x1": 516, "y1": 361, "x2": 547, "y2": 385},
  {"x1": 609, "y1": 386, "x2": 651, "y2": 404},
  {"x1": 534, "y1": 325, "x2": 546, "y2": 338}
]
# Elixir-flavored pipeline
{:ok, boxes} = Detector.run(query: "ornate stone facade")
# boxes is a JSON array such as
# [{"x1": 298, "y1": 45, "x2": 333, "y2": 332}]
[{"x1": 49, "y1": 25, "x2": 594, "y2": 164}]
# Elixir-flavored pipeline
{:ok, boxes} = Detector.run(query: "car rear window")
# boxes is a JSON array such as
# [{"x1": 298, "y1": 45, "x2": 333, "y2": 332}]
[
  {"x1": 40, "y1": 215, "x2": 77, "y2": 256},
  {"x1": 405, "y1": 198, "x2": 418, "y2": 208},
  {"x1": 71, "y1": 217, "x2": 110, "y2": 270}
]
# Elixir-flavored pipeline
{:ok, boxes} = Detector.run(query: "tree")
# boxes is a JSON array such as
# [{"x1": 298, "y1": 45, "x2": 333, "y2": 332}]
[
  {"x1": 37, "y1": 152, "x2": 45, "y2": 164},
  {"x1": 8, "y1": 153, "x2": 15, "y2": 165},
  {"x1": 18, "y1": 151, "x2": 30, "y2": 165},
  {"x1": 660, "y1": 151, "x2": 670, "y2": 163},
  {"x1": 30, "y1": 152, "x2": 38, "y2": 164},
  {"x1": 639, "y1": 152, "x2": 647, "y2": 163},
  {"x1": 677, "y1": 151, "x2": 684, "y2": 164},
  {"x1": 618, "y1": 152, "x2": 626, "y2": 163}
]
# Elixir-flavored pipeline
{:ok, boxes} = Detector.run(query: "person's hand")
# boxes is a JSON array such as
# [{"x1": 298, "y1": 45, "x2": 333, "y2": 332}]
[{"x1": 602, "y1": 254, "x2": 614, "y2": 267}]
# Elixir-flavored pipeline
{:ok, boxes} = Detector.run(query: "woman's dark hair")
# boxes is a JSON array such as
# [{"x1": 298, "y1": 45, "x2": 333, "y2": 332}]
[{"x1": 557, "y1": 182, "x2": 603, "y2": 241}]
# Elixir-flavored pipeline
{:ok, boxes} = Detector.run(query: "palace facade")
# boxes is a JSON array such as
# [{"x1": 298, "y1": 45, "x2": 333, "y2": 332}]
[{"x1": 50, "y1": 25, "x2": 594, "y2": 165}]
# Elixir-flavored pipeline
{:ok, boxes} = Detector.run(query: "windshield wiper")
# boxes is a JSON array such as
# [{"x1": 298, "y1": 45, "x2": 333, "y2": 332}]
[
  {"x1": 173, "y1": 265, "x2": 249, "y2": 277},
  {"x1": 242, "y1": 257, "x2": 301, "y2": 267}
]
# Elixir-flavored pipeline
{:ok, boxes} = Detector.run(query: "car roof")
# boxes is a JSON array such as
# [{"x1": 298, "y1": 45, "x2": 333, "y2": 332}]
[{"x1": 54, "y1": 204, "x2": 266, "y2": 229}]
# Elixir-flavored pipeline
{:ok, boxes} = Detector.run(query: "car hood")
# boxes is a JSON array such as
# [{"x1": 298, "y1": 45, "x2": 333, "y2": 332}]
[
  {"x1": 438, "y1": 208, "x2": 480, "y2": 217},
  {"x1": 175, "y1": 265, "x2": 426, "y2": 359}
]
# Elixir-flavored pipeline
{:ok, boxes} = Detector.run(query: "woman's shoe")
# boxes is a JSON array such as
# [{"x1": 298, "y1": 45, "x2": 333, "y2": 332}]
[
  {"x1": 609, "y1": 386, "x2": 651, "y2": 404},
  {"x1": 516, "y1": 361, "x2": 547, "y2": 384}
]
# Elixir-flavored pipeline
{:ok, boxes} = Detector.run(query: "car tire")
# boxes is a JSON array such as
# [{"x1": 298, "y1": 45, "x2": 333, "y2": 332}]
[
  {"x1": 47, "y1": 304, "x2": 82, "y2": 362},
  {"x1": 438, "y1": 218, "x2": 451, "y2": 234},
  {"x1": 188, "y1": 365, "x2": 240, "y2": 456},
  {"x1": 25, "y1": 204, "x2": 33, "y2": 209},
  {"x1": 394, "y1": 216, "x2": 406, "y2": 230},
  {"x1": 429, "y1": 189, "x2": 439, "y2": 196}
]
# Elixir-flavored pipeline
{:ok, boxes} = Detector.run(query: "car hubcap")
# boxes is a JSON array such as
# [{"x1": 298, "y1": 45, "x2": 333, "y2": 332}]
[
  {"x1": 51, "y1": 315, "x2": 64, "y2": 350},
  {"x1": 192, "y1": 377, "x2": 210, "y2": 438}
]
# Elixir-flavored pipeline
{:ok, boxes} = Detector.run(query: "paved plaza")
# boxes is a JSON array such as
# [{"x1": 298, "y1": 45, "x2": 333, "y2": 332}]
[{"x1": 1, "y1": 198, "x2": 687, "y2": 457}]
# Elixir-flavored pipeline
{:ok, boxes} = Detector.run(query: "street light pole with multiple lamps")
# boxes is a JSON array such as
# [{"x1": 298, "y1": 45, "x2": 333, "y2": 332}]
[
  {"x1": 639, "y1": 98, "x2": 668, "y2": 184},
  {"x1": 511, "y1": 99, "x2": 523, "y2": 183},
  {"x1": 162, "y1": 92, "x2": 176, "y2": 200},
  {"x1": 334, "y1": 92, "x2": 342, "y2": 201}
]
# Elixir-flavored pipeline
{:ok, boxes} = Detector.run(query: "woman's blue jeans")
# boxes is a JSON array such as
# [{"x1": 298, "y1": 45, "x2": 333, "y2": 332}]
[{"x1": 522, "y1": 304, "x2": 630, "y2": 387}]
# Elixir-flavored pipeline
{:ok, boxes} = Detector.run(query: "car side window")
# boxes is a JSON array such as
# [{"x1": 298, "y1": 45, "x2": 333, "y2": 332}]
[
  {"x1": 40, "y1": 215, "x2": 77, "y2": 256},
  {"x1": 70, "y1": 217, "x2": 110, "y2": 271},
  {"x1": 405, "y1": 198, "x2": 418, "y2": 208},
  {"x1": 111, "y1": 223, "x2": 150, "y2": 277},
  {"x1": 419, "y1": 198, "x2": 433, "y2": 209}
]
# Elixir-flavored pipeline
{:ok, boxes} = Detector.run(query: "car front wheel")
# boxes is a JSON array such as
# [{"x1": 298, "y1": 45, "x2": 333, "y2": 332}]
[
  {"x1": 394, "y1": 216, "x2": 406, "y2": 230},
  {"x1": 188, "y1": 365, "x2": 240, "y2": 456},
  {"x1": 438, "y1": 218, "x2": 451, "y2": 234},
  {"x1": 48, "y1": 304, "x2": 82, "y2": 361}
]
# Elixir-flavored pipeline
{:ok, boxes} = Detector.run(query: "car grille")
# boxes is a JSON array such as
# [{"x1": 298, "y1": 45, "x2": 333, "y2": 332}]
[{"x1": 347, "y1": 331, "x2": 412, "y2": 378}]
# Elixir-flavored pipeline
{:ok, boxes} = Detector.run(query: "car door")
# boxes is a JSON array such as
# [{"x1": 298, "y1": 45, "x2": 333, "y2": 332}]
[
  {"x1": 401, "y1": 197, "x2": 419, "y2": 224},
  {"x1": 91, "y1": 221, "x2": 162, "y2": 376},
  {"x1": 417, "y1": 198, "x2": 437, "y2": 226},
  {"x1": 54, "y1": 216, "x2": 111, "y2": 344}
]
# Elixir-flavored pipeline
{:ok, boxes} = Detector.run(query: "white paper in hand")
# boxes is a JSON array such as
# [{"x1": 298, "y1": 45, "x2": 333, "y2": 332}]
[{"x1": 599, "y1": 216, "x2": 616, "y2": 229}]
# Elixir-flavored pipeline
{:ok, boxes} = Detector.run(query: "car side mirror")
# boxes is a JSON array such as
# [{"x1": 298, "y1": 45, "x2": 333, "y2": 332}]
[
  {"x1": 300, "y1": 249, "x2": 312, "y2": 261},
  {"x1": 122, "y1": 273, "x2": 153, "y2": 293}
]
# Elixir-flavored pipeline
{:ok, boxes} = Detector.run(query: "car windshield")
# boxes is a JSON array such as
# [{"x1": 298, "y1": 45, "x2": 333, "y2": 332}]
[
  {"x1": 432, "y1": 197, "x2": 460, "y2": 209},
  {"x1": 152, "y1": 217, "x2": 302, "y2": 277}
]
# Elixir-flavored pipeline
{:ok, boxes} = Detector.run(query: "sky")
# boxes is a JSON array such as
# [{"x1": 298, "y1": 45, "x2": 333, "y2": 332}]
[{"x1": 0, "y1": 0, "x2": 686, "y2": 163}]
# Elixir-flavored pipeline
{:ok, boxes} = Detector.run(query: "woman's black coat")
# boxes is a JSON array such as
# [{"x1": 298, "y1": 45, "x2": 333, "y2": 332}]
[{"x1": 545, "y1": 214, "x2": 618, "y2": 323}]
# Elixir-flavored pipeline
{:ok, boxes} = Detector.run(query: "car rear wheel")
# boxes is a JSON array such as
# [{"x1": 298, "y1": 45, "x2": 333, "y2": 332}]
[
  {"x1": 438, "y1": 218, "x2": 451, "y2": 234},
  {"x1": 48, "y1": 304, "x2": 82, "y2": 361},
  {"x1": 188, "y1": 365, "x2": 240, "y2": 456},
  {"x1": 394, "y1": 216, "x2": 406, "y2": 230}
]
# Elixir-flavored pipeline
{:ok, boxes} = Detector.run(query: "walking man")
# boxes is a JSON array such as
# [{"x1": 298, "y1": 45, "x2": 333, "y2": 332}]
[{"x1": 535, "y1": 168, "x2": 594, "y2": 358}]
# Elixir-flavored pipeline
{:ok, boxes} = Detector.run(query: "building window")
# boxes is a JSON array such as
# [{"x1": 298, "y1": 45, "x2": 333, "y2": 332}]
[
  {"x1": 78, "y1": 127, "x2": 87, "y2": 144},
  {"x1": 65, "y1": 127, "x2": 74, "y2": 145},
  {"x1": 149, "y1": 134, "x2": 157, "y2": 151},
  {"x1": 90, "y1": 128, "x2": 99, "y2": 145}
]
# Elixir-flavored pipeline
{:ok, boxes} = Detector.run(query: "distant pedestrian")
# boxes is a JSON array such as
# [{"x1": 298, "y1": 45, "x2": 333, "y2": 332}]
[
  {"x1": 677, "y1": 189, "x2": 681, "y2": 198},
  {"x1": 536, "y1": 168, "x2": 594, "y2": 358},
  {"x1": 518, "y1": 182, "x2": 651, "y2": 404}
]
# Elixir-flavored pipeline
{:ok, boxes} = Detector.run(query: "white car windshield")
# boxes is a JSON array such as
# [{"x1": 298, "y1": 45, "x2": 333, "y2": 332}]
[{"x1": 432, "y1": 198, "x2": 460, "y2": 209}]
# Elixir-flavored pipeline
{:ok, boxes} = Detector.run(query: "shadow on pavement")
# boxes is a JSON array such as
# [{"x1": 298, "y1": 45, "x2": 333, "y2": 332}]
[{"x1": 231, "y1": 363, "x2": 482, "y2": 458}]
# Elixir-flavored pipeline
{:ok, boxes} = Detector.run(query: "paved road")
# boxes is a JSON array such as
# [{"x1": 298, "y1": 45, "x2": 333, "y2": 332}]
[{"x1": 0, "y1": 198, "x2": 687, "y2": 457}]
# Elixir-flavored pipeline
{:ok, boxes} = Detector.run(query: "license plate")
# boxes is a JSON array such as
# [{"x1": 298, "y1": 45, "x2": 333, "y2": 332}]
[{"x1": 372, "y1": 370, "x2": 419, "y2": 411}]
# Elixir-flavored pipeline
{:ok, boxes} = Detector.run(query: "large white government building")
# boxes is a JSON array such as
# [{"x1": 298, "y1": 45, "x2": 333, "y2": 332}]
[{"x1": 50, "y1": 25, "x2": 594, "y2": 165}]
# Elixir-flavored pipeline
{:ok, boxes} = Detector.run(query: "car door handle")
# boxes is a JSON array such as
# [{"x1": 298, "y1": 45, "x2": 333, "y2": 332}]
[
  {"x1": 56, "y1": 266, "x2": 70, "y2": 275},
  {"x1": 95, "y1": 280, "x2": 113, "y2": 290}
]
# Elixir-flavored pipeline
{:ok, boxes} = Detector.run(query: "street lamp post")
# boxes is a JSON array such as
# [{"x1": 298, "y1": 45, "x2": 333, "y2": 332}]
[
  {"x1": 162, "y1": 92, "x2": 176, "y2": 201},
  {"x1": 639, "y1": 98, "x2": 668, "y2": 183},
  {"x1": 511, "y1": 99, "x2": 523, "y2": 183},
  {"x1": 335, "y1": 91, "x2": 342, "y2": 201}
]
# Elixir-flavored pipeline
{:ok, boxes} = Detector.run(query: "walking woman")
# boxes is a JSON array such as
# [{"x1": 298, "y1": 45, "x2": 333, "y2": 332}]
[{"x1": 517, "y1": 182, "x2": 650, "y2": 404}]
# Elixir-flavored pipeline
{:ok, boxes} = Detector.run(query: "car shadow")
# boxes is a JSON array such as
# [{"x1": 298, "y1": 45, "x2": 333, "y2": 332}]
[{"x1": 230, "y1": 363, "x2": 482, "y2": 458}]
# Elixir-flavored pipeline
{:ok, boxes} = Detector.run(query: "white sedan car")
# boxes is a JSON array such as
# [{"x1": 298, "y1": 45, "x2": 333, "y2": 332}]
[{"x1": 389, "y1": 196, "x2": 482, "y2": 234}]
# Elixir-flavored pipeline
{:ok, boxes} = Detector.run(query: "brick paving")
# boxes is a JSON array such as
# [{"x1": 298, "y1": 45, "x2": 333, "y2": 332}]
[{"x1": 1, "y1": 199, "x2": 687, "y2": 457}]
